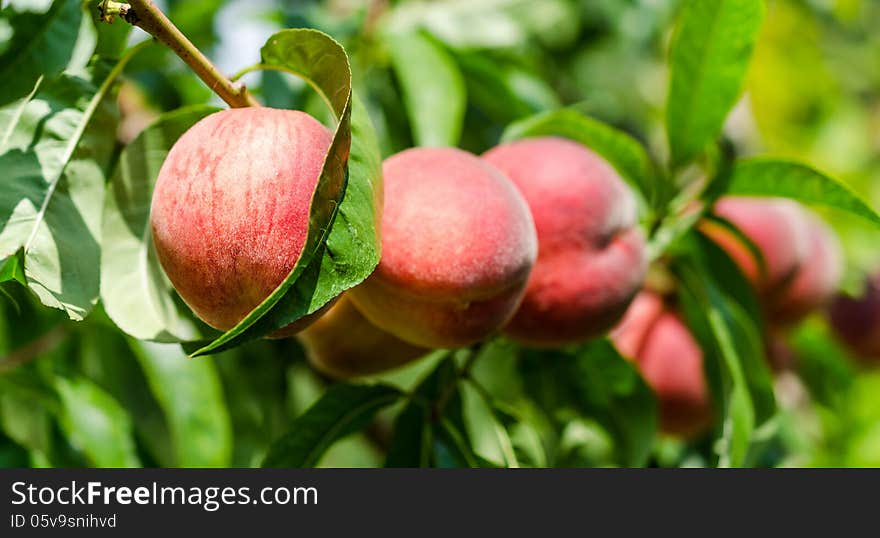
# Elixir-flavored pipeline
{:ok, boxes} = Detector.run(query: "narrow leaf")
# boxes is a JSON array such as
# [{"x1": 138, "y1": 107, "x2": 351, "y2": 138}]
[
  {"x1": 568, "y1": 340, "x2": 658, "y2": 467},
  {"x1": 456, "y1": 52, "x2": 559, "y2": 124},
  {"x1": 263, "y1": 384, "x2": 402, "y2": 468},
  {"x1": 131, "y1": 341, "x2": 232, "y2": 467},
  {"x1": 0, "y1": 248, "x2": 26, "y2": 285},
  {"x1": 726, "y1": 159, "x2": 880, "y2": 228},
  {"x1": 387, "y1": 31, "x2": 465, "y2": 147},
  {"x1": 54, "y1": 376, "x2": 141, "y2": 467},
  {"x1": 384, "y1": 401, "x2": 432, "y2": 467},
  {"x1": 666, "y1": 0, "x2": 765, "y2": 166},
  {"x1": 385, "y1": 356, "x2": 459, "y2": 468}
]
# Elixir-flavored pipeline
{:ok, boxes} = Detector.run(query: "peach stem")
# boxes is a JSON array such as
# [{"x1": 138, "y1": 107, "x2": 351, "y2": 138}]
[{"x1": 97, "y1": 0, "x2": 260, "y2": 108}]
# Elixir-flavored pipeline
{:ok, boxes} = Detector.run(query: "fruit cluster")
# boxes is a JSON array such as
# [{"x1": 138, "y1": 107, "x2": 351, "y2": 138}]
[{"x1": 150, "y1": 107, "x2": 871, "y2": 438}]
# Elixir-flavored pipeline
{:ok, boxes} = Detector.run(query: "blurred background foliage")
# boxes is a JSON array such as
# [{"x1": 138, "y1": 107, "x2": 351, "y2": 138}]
[{"x1": 1, "y1": 0, "x2": 879, "y2": 468}]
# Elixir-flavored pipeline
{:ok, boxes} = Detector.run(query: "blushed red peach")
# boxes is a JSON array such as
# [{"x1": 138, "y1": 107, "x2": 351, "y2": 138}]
[
  {"x1": 150, "y1": 108, "x2": 333, "y2": 333},
  {"x1": 829, "y1": 273, "x2": 880, "y2": 365},
  {"x1": 483, "y1": 137, "x2": 647, "y2": 347},
  {"x1": 298, "y1": 294, "x2": 428, "y2": 379},
  {"x1": 773, "y1": 212, "x2": 842, "y2": 324},
  {"x1": 704, "y1": 196, "x2": 841, "y2": 326},
  {"x1": 349, "y1": 147, "x2": 537, "y2": 348},
  {"x1": 611, "y1": 292, "x2": 713, "y2": 438}
]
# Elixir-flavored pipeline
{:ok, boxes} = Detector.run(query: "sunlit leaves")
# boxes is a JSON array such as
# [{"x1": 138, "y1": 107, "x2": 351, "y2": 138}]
[
  {"x1": 666, "y1": 0, "x2": 765, "y2": 167},
  {"x1": 100, "y1": 106, "x2": 220, "y2": 341},
  {"x1": 0, "y1": 57, "x2": 132, "y2": 320}
]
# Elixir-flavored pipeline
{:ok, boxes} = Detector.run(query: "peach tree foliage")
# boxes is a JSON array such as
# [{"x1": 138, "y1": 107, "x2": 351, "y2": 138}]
[{"x1": 1, "y1": 0, "x2": 879, "y2": 469}]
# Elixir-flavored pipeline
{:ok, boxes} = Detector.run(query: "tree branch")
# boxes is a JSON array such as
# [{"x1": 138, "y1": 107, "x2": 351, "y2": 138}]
[
  {"x1": 98, "y1": 0, "x2": 260, "y2": 108},
  {"x1": 0, "y1": 325, "x2": 68, "y2": 374}
]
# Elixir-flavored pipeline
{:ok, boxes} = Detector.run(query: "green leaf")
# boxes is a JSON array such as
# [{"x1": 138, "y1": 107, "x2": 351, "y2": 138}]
[
  {"x1": 0, "y1": 430, "x2": 29, "y2": 467},
  {"x1": 387, "y1": 30, "x2": 465, "y2": 147},
  {"x1": 726, "y1": 159, "x2": 880, "y2": 228},
  {"x1": 385, "y1": 356, "x2": 460, "y2": 467},
  {"x1": 501, "y1": 108, "x2": 656, "y2": 201},
  {"x1": 0, "y1": 0, "x2": 82, "y2": 106},
  {"x1": 384, "y1": 399, "x2": 432, "y2": 468},
  {"x1": 569, "y1": 340, "x2": 657, "y2": 467},
  {"x1": 461, "y1": 381, "x2": 520, "y2": 468},
  {"x1": 666, "y1": 0, "x2": 765, "y2": 167},
  {"x1": 433, "y1": 418, "x2": 484, "y2": 468},
  {"x1": 675, "y1": 245, "x2": 776, "y2": 467},
  {"x1": 191, "y1": 29, "x2": 382, "y2": 356},
  {"x1": 100, "y1": 106, "x2": 221, "y2": 342},
  {"x1": 54, "y1": 376, "x2": 141, "y2": 467},
  {"x1": 705, "y1": 306, "x2": 754, "y2": 468},
  {"x1": 790, "y1": 322, "x2": 856, "y2": 410},
  {"x1": 487, "y1": 398, "x2": 547, "y2": 467},
  {"x1": 0, "y1": 45, "x2": 143, "y2": 320},
  {"x1": 0, "y1": 248, "x2": 25, "y2": 285},
  {"x1": 213, "y1": 345, "x2": 293, "y2": 467},
  {"x1": 520, "y1": 341, "x2": 657, "y2": 467},
  {"x1": 0, "y1": 390, "x2": 53, "y2": 459},
  {"x1": 456, "y1": 52, "x2": 559, "y2": 124},
  {"x1": 692, "y1": 230, "x2": 764, "y2": 329},
  {"x1": 129, "y1": 340, "x2": 232, "y2": 467},
  {"x1": 77, "y1": 323, "x2": 175, "y2": 467},
  {"x1": 263, "y1": 383, "x2": 402, "y2": 468}
]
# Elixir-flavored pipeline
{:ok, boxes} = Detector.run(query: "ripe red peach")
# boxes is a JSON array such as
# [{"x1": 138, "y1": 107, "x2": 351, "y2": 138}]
[
  {"x1": 348, "y1": 147, "x2": 537, "y2": 348},
  {"x1": 610, "y1": 292, "x2": 713, "y2": 438},
  {"x1": 773, "y1": 213, "x2": 842, "y2": 324},
  {"x1": 482, "y1": 137, "x2": 647, "y2": 346},
  {"x1": 298, "y1": 294, "x2": 429, "y2": 379},
  {"x1": 150, "y1": 108, "x2": 333, "y2": 333},
  {"x1": 829, "y1": 273, "x2": 880, "y2": 365},
  {"x1": 704, "y1": 196, "x2": 841, "y2": 326}
]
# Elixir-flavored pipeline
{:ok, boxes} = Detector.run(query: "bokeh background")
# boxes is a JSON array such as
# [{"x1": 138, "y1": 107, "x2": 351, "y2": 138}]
[{"x1": 2, "y1": 0, "x2": 879, "y2": 467}]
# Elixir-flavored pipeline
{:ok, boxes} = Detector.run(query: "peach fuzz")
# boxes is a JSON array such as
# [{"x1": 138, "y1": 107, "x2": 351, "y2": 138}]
[
  {"x1": 349, "y1": 147, "x2": 538, "y2": 348},
  {"x1": 150, "y1": 107, "x2": 333, "y2": 333},
  {"x1": 611, "y1": 292, "x2": 713, "y2": 438},
  {"x1": 483, "y1": 136, "x2": 647, "y2": 347}
]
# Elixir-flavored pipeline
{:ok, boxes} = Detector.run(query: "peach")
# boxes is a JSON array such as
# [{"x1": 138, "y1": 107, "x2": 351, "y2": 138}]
[
  {"x1": 610, "y1": 292, "x2": 713, "y2": 438},
  {"x1": 829, "y1": 273, "x2": 880, "y2": 364},
  {"x1": 705, "y1": 196, "x2": 841, "y2": 326},
  {"x1": 482, "y1": 137, "x2": 647, "y2": 346},
  {"x1": 150, "y1": 108, "x2": 333, "y2": 333},
  {"x1": 774, "y1": 213, "x2": 842, "y2": 324},
  {"x1": 298, "y1": 294, "x2": 429, "y2": 379},
  {"x1": 348, "y1": 147, "x2": 537, "y2": 348}
]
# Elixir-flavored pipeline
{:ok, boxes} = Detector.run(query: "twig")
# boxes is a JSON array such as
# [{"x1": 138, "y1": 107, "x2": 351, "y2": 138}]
[
  {"x1": 97, "y1": 0, "x2": 259, "y2": 108},
  {"x1": 0, "y1": 325, "x2": 68, "y2": 373}
]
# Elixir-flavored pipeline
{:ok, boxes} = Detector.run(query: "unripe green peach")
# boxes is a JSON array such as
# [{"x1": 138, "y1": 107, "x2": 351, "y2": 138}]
[
  {"x1": 150, "y1": 108, "x2": 333, "y2": 333},
  {"x1": 298, "y1": 294, "x2": 428, "y2": 379},
  {"x1": 611, "y1": 292, "x2": 712, "y2": 438},
  {"x1": 482, "y1": 137, "x2": 647, "y2": 347},
  {"x1": 349, "y1": 147, "x2": 538, "y2": 348}
]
